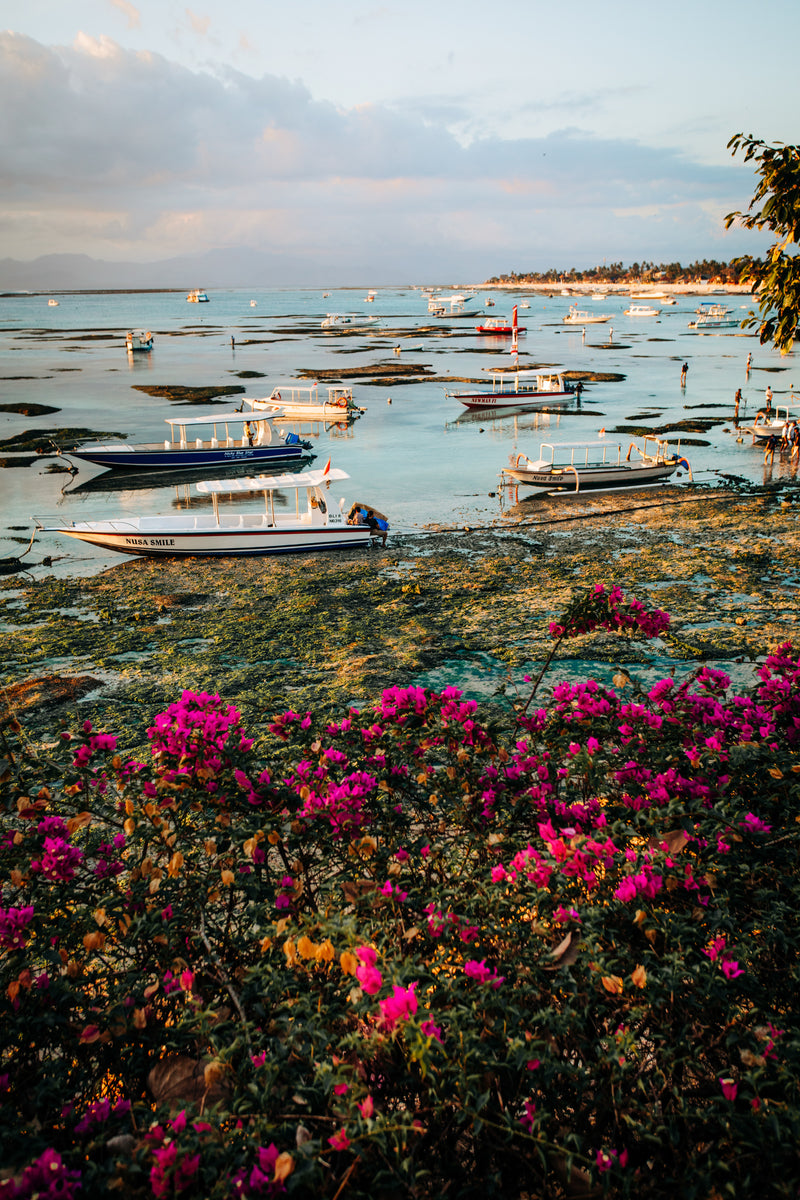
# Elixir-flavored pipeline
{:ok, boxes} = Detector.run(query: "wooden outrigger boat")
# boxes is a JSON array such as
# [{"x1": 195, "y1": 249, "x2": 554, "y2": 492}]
[{"x1": 501, "y1": 437, "x2": 691, "y2": 492}]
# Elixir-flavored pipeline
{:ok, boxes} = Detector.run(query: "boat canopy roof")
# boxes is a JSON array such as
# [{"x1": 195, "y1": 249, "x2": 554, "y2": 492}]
[
  {"x1": 541, "y1": 440, "x2": 625, "y2": 450},
  {"x1": 164, "y1": 411, "x2": 273, "y2": 427},
  {"x1": 485, "y1": 368, "x2": 557, "y2": 379},
  {"x1": 196, "y1": 467, "x2": 350, "y2": 494}
]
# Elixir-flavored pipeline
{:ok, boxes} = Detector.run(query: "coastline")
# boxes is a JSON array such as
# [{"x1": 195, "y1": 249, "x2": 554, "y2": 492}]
[
  {"x1": 3, "y1": 486, "x2": 799, "y2": 748},
  {"x1": 479, "y1": 280, "x2": 755, "y2": 297}
]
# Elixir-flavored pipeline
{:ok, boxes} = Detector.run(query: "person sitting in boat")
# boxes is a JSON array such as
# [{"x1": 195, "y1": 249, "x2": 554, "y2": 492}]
[
  {"x1": 347, "y1": 505, "x2": 368, "y2": 526},
  {"x1": 244, "y1": 420, "x2": 256, "y2": 446}
]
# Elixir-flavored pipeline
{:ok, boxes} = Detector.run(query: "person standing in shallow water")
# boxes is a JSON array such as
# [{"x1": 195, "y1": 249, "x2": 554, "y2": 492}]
[
  {"x1": 680, "y1": 362, "x2": 688, "y2": 387},
  {"x1": 734, "y1": 388, "x2": 742, "y2": 424}
]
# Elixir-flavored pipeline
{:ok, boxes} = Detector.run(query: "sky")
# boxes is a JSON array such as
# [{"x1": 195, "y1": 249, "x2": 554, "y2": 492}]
[{"x1": 1, "y1": 0, "x2": 798, "y2": 283}]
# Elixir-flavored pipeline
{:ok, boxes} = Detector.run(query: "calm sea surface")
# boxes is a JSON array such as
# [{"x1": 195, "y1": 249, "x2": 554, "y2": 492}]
[{"x1": 0, "y1": 285, "x2": 794, "y2": 577}]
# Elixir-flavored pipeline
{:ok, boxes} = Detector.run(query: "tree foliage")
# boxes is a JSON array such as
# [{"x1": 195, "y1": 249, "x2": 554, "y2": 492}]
[
  {"x1": 2, "y1": 586, "x2": 800, "y2": 1198},
  {"x1": 726, "y1": 134, "x2": 800, "y2": 353}
]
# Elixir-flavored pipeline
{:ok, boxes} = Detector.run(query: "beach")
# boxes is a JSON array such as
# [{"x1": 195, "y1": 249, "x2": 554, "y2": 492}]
[{"x1": 3, "y1": 483, "x2": 799, "y2": 748}]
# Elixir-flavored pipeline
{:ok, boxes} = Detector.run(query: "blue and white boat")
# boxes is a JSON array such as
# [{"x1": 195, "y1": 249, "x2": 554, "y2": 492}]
[
  {"x1": 35, "y1": 467, "x2": 386, "y2": 559},
  {"x1": 64, "y1": 411, "x2": 311, "y2": 473}
]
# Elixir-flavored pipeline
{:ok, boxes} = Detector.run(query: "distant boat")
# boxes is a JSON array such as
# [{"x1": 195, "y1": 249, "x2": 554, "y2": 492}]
[
  {"x1": 48, "y1": 298, "x2": 59, "y2": 307},
  {"x1": 187, "y1": 289, "x2": 209, "y2": 303},
  {"x1": 365, "y1": 290, "x2": 376, "y2": 302},
  {"x1": 562, "y1": 306, "x2": 611, "y2": 325},
  {"x1": 688, "y1": 304, "x2": 739, "y2": 330},
  {"x1": 475, "y1": 316, "x2": 527, "y2": 336},
  {"x1": 126, "y1": 330, "x2": 153, "y2": 352},
  {"x1": 624, "y1": 304, "x2": 661, "y2": 317},
  {"x1": 250, "y1": 300, "x2": 257, "y2": 307},
  {"x1": 321, "y1": 313, "x2": 378, "y2": 328}
]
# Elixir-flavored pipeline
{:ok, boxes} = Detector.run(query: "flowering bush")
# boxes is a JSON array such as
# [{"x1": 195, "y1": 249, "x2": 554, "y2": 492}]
[{"x1": 1, "y1": 587, "x2": 800, "y2": 1198}]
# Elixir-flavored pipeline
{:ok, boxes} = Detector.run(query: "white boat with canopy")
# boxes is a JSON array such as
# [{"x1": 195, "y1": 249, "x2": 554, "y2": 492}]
[
  {"x1": 245, "y1": 383, "x2": 362, "y2": 420},
  {"x1": 688, "y1": 304, "x2": 739, "y2": 330},
  {"x1": 501, "y1": 437, "x2": 691, "y2": 492},
  {"x1": 34, "y1": 467, "x2": 388, "y2": 558},
  {"x1": 562, "y1": 306, "x2": 611, "y2": 325},
  {"x1": 126, "y1": 330, "x2": 153, "y2": 351},
  {"x1": 445, "y1": 369, "x2": 575, "y2": 410},
  {"x1": 624, "y1": 304, "x2": 661, "y2": 317},
  {"x1": 321, "y1": 313, "x2": 378, "y2": 328},
  {"x1": 748, "y1": 404, "x2": 800, "y2": 442}
]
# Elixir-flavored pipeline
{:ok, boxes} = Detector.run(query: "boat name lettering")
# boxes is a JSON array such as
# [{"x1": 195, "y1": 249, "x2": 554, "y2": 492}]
[{"x1": 125, "y1": 537, "x2": 176, "y2": 547}]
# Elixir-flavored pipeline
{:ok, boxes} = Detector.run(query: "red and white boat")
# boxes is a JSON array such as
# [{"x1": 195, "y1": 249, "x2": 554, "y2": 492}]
[
  {"x1": 446, "y1": 370, "x2": 575, "y2": 411},
  {"x1": 476, "y1": 305, "x2": 526, "y2": 336}
]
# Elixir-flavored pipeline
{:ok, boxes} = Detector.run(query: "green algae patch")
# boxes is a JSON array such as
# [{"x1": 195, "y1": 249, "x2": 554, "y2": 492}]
[
  {"x1": 131, "y1": 385, "x2": 246, "y2": 404},
  {"x1": 0, "y1": 429, "x2": 126, "y2": 454},
  {"x1": 2, "y1": 492, "x2": 799, "y2": 747}
]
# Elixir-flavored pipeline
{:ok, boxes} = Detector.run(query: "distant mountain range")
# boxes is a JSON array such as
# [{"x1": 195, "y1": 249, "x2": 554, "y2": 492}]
[{"x1": 0, "y1": 248, "x2": 379, "y2": 291}]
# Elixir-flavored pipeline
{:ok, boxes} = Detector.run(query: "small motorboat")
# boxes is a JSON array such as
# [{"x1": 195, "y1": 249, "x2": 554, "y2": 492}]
[
  {"x1": 48, "y1": 298, "x2": 59, "y2": 307},
  {"x1": 501, "y1": 437, "x2": 691, "y2": 492},
  {"x1": 446, "y1": 369, "x2": 574, "y2": 411},
  {"x1": 187, "y1": 289, "x2": 209, "y2": 302},
  {"x1": 321, "y1": 313, "x2": 378, "y2": 328},
  {"x1": 562, "y1": 306, "x2": 611, "y2": 325},
  {"x1": 748, "y1": 405, "x2": 800, "y2": 442},
  {"x1": 475, "y1": 317, "x2": 527, "y2": 335},
  {"x1": 126, "y1": 330, "x2": 153, "y2": 352},
  {"x1": 688, "y1": 304, "x2": 739, "y2": 330},
  {"x1": 64, "y1": 411, "x2": 311, "y2": 474},
  {"x1": 34, "y1": 467, "x2": 387, "y2": 559},
  {"x1": 624, "y1": 304, "x2": 661, "y2": 317},
  {"x1": 246, "y1": 383, "x2": 362, "y2": 420}
]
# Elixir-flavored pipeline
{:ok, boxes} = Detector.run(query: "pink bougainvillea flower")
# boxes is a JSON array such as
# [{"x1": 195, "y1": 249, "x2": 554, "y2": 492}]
[
  {"x1": 355, "y1": 945, "x2": 383, "y2": 995},
  {"x1": 378, "y1": 982, "x2": 418, "y2": 1031},
  {"x1": 420, "y1": 1018, "x2": 443, "y2": 1043},
  {"x1": 328, "y1": 1128, "x2": 351, "y2": 1151}
]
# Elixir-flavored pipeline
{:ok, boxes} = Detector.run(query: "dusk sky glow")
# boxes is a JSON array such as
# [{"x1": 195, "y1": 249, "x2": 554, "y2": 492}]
[{"x1": 2, "y1": 0, "x2": 797, "y2": 283}]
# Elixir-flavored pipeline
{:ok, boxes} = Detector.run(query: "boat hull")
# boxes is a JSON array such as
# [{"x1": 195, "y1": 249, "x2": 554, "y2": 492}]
[
  {"x1": 67, "y1": 444, "x2": 308, "y2": 472},
  {"x1": 451, "y1": 389, "x2": 573, "y2": 411},
  {"x1": 44, "y1": 522, "x2": 374, "y2": 558},
  {"x1": 475, "y1": 325, "x2": 527, "y2": 335},
  {"x1": 502, "y1": 462, "x2": 679, "y2": 490},
  {"x1": 255, "y1": 403, "x2": 356, "y2": 419}
]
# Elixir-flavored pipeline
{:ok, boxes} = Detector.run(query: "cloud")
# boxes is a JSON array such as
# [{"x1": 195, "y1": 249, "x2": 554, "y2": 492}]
[
  {"x1": 0, "y1": 31, "x2": 769, "y2": 280},
  {"x1": 185, "y1": 8, "x2": 211, "y2": 37},
  {"x1": 110, "y1": 0, "x2": 141, "y2": 31}
]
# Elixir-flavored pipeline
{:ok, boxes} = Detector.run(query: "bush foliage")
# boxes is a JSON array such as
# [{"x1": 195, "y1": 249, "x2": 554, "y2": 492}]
[{"x1": 2, "y1": 585, "x2": 800, "y2": 1198}]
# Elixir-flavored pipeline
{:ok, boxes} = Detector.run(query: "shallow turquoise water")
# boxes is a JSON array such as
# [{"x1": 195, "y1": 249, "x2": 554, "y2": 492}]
[{"x1": 0, "y1": 285, "x2": 795, "y2": 576}]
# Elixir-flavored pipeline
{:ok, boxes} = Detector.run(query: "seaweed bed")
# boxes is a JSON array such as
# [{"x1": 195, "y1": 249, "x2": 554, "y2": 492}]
[{"x1": 2, "y1": 487, "x2": 799, "y2": 752}]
